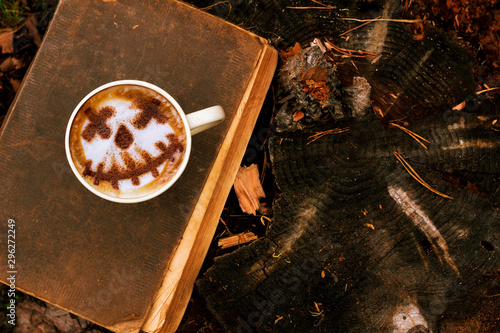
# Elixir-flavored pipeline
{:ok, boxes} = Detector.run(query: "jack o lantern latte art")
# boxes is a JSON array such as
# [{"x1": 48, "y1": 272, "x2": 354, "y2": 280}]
[{"x1": 68, "y1": 84, "x2": 187, "y2": 199}]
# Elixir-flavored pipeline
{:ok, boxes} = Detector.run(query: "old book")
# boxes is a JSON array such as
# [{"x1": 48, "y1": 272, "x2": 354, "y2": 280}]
[{"x1": 0, "y1": 0, "x2": 277, "y2": 332}]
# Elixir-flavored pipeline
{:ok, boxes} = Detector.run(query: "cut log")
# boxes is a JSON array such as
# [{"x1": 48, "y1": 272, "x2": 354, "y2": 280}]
[
  {"x1": 199, "y1": 111, "x2": 500, "y2": 332},
  {"x1": 193, "y1": 0, "x2": 499, "y2": 332}
]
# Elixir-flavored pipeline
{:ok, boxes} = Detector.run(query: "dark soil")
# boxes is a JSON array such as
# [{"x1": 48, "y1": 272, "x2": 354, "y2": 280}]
[
  {"x1": 1, "y1": 0, "x2": 499, "y2": 332},
  {"x1": 403, "y1": 0, "x2": 500, "y2": 87}
]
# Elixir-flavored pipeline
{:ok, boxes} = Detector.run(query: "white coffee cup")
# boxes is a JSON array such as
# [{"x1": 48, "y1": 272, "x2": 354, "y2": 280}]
[{"x1": 65, "y1": 80, "x2": 225, "y2": 203}]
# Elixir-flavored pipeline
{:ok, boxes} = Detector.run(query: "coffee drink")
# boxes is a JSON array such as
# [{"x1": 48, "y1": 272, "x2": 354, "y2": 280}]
[{"x1": 68, "y1": 84, "x2": 187, "y2": 199}]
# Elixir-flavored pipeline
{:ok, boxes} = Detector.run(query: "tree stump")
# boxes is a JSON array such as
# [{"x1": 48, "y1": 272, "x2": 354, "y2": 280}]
[{"x1": 191, "y1": 0, "x2": 500, "y2": 331}]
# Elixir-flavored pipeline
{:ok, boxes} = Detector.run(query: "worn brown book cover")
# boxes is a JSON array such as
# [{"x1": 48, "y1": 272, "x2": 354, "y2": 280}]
[{"x1": 0, "y1": 0, "x2": 277, "y2": 332}]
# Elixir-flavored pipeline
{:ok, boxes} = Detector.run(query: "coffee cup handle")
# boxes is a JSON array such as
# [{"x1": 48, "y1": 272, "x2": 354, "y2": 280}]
[{"x1": 186, "y1": 106, "x2": 225, "y2": 135}]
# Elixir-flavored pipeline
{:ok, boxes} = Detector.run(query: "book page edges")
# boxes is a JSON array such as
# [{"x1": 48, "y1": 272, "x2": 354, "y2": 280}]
[{"x1": 141, "y1": 43, "x2": 277, "y2": 333}]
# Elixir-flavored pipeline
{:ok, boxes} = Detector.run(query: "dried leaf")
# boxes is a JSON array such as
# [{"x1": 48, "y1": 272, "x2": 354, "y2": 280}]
[
  {"x1": 15, "y1": 300, "x2": 86, "y2": 333},
  {"x1": 25, "y1": 16, "x2": 42, "y2": 47},
  {"x1": 0, "y1": 30, "x2": 14, "y2": 54},
  {"x1": 299, "y1": 66, "x2": 328, "y2": 82},
  {"x1": 9, "y1": 78, "x2": 22, "y2": 93},
  {"x1": 0, "y1": 57, "x2": 22, "y2": 72},
  {"x1": 298, "y1": 66, "x2": 330, "y2": 106},
  {"x1": 302, "y1": 79, "x2": 329, "y2": 100},
  {"x1": 279, "y1": 42, "x2": 302, "y2": 63},
  {"x1": 1, "y1": 57, "x2": 14, "y2": 72}
]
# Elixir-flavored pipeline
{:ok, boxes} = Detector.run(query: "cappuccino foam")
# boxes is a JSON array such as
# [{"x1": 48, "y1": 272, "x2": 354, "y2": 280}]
[{"x1": 68, "y1": 84, "x2": 187, "y2": 198}]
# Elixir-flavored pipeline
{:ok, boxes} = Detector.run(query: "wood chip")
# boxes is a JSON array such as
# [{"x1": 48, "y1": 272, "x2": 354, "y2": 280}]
[
  {"x1": 364, "y1": 223, "x2": 375, "y2": 230},
  {"x1": 233, "y1": 164, "x2": 265, "y2": 215},
  {"x1": 310, "y1": 38, "x2": 326, "y2": 53},
  {"x1": 293, "y1": 111, "x2": 304, "y2": 121},
  {"x1": 452, "y1": 101, "x2": 466, "y2": 111},
  {"x1": 371, "y1": 54, "x2": 382, "y2": 64}
]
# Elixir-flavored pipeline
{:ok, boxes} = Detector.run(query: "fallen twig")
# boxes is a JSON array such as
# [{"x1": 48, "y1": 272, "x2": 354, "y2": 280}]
[
  {"x1": 389, "y1": 122, "x2": 430, "y2": 149},
  {"x1": 324, "y1": 40, "x2": 378, "y2": 58},
  {"x1": 341, "y1": 18, "x2": 423, "y2": 23},
  {"x1": 394, "y1": 151, "x2": 453, "y2": 199},
  {"x1": 307, "y1": 127, "x2": 349, "y2": 145},
  {"x1": 219, "y1": 217, "x2": 232, "y2": 235},
  {"x1": 287, "y1": 0, "x2": 335, "y2": 10},
  {"x1": 200, "y1": 1, "x2": 231, "y2": 12},
  {"x1": 475, "y1": 86, "x2": 499, "y2": 94},
  {"x1": 339, "y1": 16, "x2": 382, "y2": 36}
]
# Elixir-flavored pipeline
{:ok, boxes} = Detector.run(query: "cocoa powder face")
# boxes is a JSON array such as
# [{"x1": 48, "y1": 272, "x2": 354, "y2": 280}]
[{"x1": 68, "y1": 84, "x2": 187, "y2": 199}]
